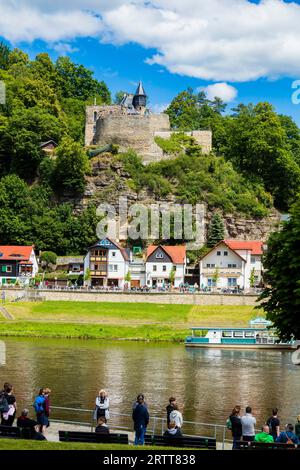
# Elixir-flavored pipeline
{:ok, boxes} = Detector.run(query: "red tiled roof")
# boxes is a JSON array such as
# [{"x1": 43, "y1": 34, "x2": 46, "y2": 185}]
[
  {"x1": 225, "y1": 240, "x2": 263, "y2": 255},
  {"x1": 146, "y1": 245, "x2": 186, "y2": 264},
  {"x1": 0, "y1": 245, "x2": 34, "y2": 261}
]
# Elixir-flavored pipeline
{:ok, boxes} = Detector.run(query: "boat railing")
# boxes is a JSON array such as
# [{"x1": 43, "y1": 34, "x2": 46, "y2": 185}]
[{"x1": 50, "y1": 406, "x2": 237, "y2": 449}]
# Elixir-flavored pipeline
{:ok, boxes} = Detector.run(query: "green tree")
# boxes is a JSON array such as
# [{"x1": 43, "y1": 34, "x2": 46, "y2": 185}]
[
  {"x1": 54, "y1": 137, "x2": 90, "y2": 194},
  {"x1": 169, "y1": 267, "x2": 176, "y2": 286},
  {"x1": 0, "y1": 41, "x2": 10, "y2": 70},
  {"x1": 207, "y1": 213, "x2": 225, "y2": 247},
  {"x1": 55, "y1": 57, "x2": 111, "y2": 103},
  {"x1": 40, "y1": 251, "x2": 57, "y2": 271},
  {"x1": 259, "y1": 196, "x2": 300, "y2": 341},
  {"x1": 249, "y1": 268, "x2": 255, "y2": 289},
  {"x1": 222, "y1": 103, "x2": 300, "y2": 210},
  {"x1": 114, "y1": 90, "x2": 127, "y2": 104},
  {"x1": 212, "y1": 266, "x2": 220, "y2": 287}
]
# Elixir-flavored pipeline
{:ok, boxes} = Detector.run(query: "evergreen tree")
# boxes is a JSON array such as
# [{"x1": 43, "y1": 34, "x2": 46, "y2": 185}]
[
  {"x1": 259, "y1": 196, "x2": 300, "y2": 340},
  {"x1": 207, "y1": 213, "x2": 225, "y2": 247}
]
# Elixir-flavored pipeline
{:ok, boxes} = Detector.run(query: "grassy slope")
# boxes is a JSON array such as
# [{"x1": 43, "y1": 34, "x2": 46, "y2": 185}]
[{"x1": 0, "y1": 301, "x2": 262, "y2": 342}]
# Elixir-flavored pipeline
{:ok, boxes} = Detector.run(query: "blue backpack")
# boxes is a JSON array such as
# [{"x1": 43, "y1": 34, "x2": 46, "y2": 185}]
[{"x1": 34, "y1": 395, "x2": 45, "y2": 414}]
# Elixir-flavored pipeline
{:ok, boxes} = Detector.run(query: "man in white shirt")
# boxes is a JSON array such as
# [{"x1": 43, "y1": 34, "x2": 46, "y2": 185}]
[{"x1": 241, "y1": 406, "x2": 256, "y2": 441}]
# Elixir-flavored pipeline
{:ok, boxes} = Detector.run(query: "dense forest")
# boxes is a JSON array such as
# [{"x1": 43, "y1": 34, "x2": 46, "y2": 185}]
[{"x1": 0, "y1": 42, "x2": 300, "y2": 254}]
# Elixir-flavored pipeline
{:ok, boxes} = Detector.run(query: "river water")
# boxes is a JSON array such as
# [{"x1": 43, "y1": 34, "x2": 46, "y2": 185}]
[{"x1": 0, "y1": 337, "x2": 299, "y2": 434}]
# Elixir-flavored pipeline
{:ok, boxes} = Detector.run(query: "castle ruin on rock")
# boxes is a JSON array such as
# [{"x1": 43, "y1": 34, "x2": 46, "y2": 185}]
[{"x1": 85, "y1": 81, "x2": 212, "y2": 163}]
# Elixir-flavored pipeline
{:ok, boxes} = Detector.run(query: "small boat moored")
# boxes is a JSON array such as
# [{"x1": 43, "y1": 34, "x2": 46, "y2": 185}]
[{"x1": 185, "y1": 318, "x2": 298, "y2": 350}]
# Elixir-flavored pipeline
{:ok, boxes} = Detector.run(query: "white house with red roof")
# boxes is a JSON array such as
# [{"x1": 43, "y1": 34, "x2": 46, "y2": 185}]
[
  {"x1": 83, "y1": 238, "x2": 130, "y2": 288},
  {"x1": 145, "y1": 245, "x2": 186, "y2": 288},
  {"x1": 199, "y1": 240, "x2": 263, "y2": 291},
  {"x1": 0, "y1": 245, "x2": 38, "y2": 285}
]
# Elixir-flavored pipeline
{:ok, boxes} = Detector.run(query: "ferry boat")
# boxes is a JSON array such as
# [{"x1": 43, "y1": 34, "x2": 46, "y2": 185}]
[{"x1": 185, "y1": 318, "x2": 298, "y2": 350}]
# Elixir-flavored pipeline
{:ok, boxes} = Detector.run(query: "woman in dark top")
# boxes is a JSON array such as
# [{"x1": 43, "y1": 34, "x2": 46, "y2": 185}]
[
  {"x1": 230, "y1": 405, "x2": 242, "y2": 449},
  {"x1": 95, "y1": 416, "x2": 110, "y2": 434},
  {"x1": 1, "y1": 384, "x2": 16, "y2": 426}
]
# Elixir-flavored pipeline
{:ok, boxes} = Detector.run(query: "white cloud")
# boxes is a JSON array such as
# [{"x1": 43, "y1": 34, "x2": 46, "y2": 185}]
[
  {"x1": 52, "y1": 43, "x2": 79, "y2": 55},
  {"x1": 1, "y1": 1, "x2": 300, "y2": 82},
  {"x1": 199, "y1": 83, "x2": 238, "y2": 103}
]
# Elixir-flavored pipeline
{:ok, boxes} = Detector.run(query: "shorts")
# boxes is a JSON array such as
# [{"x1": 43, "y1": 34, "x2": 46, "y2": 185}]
[{"x1": 36, "y1": 413, "x2": 49, "y2": 427}]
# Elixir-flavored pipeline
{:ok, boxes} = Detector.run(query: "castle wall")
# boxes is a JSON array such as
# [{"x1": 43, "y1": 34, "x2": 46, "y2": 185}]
[
  {"x1": 94, "y1": 114, "x2": 171, "y2": 159},
  {"x1": 85, "y1": 105, "x2": 123, "y2": 146}
]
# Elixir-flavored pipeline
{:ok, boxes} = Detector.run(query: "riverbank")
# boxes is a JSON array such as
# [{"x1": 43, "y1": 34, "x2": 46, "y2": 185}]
[{"x1": 0, "y1": 301, "x2": 261, "y2": 342}]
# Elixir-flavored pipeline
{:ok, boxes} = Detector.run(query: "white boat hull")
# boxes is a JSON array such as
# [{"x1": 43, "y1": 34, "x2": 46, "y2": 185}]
[{"x1": 185, "y1": 343, "x2": 296, "y2": 350}]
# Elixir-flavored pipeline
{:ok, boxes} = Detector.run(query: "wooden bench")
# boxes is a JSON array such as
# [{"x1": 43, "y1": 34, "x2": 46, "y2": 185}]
[
  {"x1": 236, "y1": 440, "x2": 296, "y2": 450},
  {"x1": 144, "y1": 434, "x2": 216, "y2": 449},
  {"x1": 0, "y1": 425, "x2": 21, "y2": 439},
  {"x1": 58, "y1": 430, "x2": 129, "y2": 445}
]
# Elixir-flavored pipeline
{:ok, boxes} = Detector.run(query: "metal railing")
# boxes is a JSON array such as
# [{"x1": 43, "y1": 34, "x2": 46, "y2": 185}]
[{"x1": 50, "y1": 406, "x2": 232, "y2": 449}]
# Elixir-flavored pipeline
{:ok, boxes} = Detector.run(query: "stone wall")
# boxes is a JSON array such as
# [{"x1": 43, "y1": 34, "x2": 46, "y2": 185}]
[
  {"x1": 94, "y1": 113, "x2": 171, "y2": 161},
  {"x1": 85, "y1": 105, "x2": 123, "y2": 146},
  {"x1": 3, "y1": 288, "x2": 259, "y2": 305}
]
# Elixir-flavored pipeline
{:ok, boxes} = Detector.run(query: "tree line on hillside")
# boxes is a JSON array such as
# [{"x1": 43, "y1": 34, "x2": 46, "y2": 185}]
[{"x1": 1, "y1": 42, "x2": 300, "y2": 255}]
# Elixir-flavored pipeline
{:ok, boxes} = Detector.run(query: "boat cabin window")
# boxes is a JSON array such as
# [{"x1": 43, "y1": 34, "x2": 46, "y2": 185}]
[
  {"x1": 245, "y1": 331, "x2": 255, "y2": 338},
  {"x1": 233, "y1": 331, "x2": 244, "y2": 338},
  {"x1": 222, "y1": 331, "x2": 233, "y2": 338}
]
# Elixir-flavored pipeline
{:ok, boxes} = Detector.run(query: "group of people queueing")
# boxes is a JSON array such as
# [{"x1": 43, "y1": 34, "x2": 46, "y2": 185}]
[
  {"x1": 0, "y1": 382, "x2": 51, "y2": 440},
  {"x1": 229, "y1": 406, "x2": 300, "y2": 449},
  {"x1": 94, "y1": 391, "x2": 183, "y2": 445}
]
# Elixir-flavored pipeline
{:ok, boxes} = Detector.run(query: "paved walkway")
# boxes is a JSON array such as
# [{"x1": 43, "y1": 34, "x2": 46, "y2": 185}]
[
  {"x1": 44, "y1": 421, "x2": 231, "y2": 449},
  {"x1": 0, "y1": 306, "x2": 14, "y2": 320}
]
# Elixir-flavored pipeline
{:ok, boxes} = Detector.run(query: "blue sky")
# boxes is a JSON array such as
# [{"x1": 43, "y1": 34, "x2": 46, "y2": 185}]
[{"x1": 1, "y1": 0, "x2": 300, "y2": 122}]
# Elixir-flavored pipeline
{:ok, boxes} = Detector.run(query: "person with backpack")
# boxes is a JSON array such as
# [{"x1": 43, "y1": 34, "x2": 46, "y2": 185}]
[
  {"x1": 0, "y1": 387, "x2": 9, "y2": 423},
  {"x1": 266, "y1": 408, "x2": 280, "y2": 440},
  {"x1": 34, "y1": 389, "x2": 47, "y2": 434},
  {"x1": 1, "y1": 384, "x2": 16, "y2": 426},
  {"x1": 228, "y1": 405, "x2": 242, "y2": 449},
  {"x1": 276, "y1": 424, "x2": 299, "y2": 445}
]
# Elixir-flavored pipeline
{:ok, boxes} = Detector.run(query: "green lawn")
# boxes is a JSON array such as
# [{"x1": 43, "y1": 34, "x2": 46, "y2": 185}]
[
  {"x1": 0, "y1": 301, "x2": 262, "y2": 342},
  {"x1": 0, "y1": 439, "x2": 187, "y2": 451}
]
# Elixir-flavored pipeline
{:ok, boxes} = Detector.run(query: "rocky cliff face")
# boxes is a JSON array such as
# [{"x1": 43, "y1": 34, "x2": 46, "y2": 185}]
[{"x1": 72, "y1": 154, "x2": 281, "y2": 244}]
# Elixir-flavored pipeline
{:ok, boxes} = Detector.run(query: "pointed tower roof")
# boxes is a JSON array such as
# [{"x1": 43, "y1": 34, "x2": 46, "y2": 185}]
[{"x1": 135, "y1": 80, "x2": 146, "y2": 96}]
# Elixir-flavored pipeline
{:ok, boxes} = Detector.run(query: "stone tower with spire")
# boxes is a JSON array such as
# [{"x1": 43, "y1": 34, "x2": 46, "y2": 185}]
[{"x1": 132, "y1": 81, "x2": 147, "y2": 115}]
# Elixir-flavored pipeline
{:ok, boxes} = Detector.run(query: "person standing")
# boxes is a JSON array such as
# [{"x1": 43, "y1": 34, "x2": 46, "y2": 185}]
[
  {"x1": 169, "y1": 404, "x2": 183, "y2": 429},
  {"x1": 132, "y1": 394, "x2": 149, "y2": 446},
  {"x1": 34, "y1": 389, "x2": 47, "y2": 434},
  {"x1": 295, "y1": 415, "x2": 300, "y2": 439},
  {"x1": 266, "y1": 408, "x2": 280, "y2": 441},
  {"x1": 43, "y1": 388, "x2": 51, "y2": 428},
  {"x1": 166, "y1": 397, "x2": 176, "y2": 426},
  {"x1": 229, "y1": 405, "x2": 242, "y2": 449},
  {"x1": 1, "y1": 384, "x2": 16, "y2": 426},
  {"x1": 241, "y1": 406, "x2": 256, "y2": 442},
  {"x1": 95, "y1": 389, "x2": 110, "y2": 422}
]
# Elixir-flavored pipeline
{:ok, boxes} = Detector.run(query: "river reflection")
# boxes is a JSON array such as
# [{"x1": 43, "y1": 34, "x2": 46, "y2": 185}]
[{"x1": 0, "y1": 337, "x2": 299, "y2": 429}]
